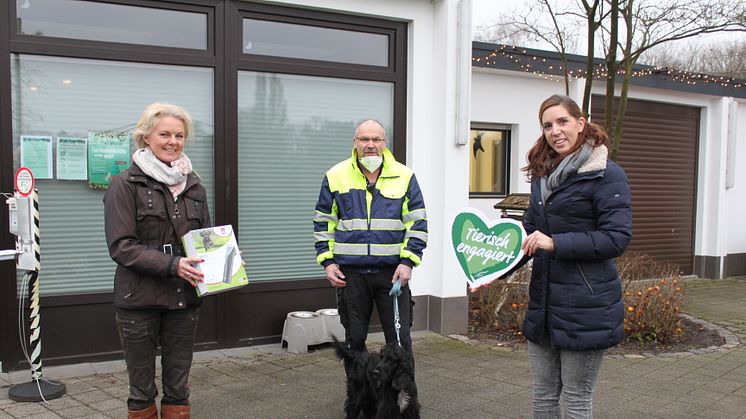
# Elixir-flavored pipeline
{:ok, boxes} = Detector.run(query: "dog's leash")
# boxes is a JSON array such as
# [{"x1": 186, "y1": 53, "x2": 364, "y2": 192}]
[{"x1": 389, "y1": 279, "x2": 402, "y2": 346}]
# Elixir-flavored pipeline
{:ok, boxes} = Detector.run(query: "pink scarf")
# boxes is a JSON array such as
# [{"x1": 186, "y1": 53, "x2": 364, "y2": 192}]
[{"x1": 132, "y1": 148, "x2": 193, "y2": 200}]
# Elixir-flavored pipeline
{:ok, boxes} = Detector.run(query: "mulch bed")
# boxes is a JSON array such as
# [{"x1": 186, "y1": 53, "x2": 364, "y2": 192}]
[{"x1": 467, "y1": 317, "x2": 725, "y2": 354}]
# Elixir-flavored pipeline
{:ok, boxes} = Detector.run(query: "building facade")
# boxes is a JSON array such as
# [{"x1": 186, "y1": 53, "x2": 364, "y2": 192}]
[
  {"x1": 3, "y1": 1, "x2": 744, "y2": 373},
  {"x1": 0, "y1": 0, "x2": 474, "y2": 372},
  {"x1": 470, "y1": 42, "x2": 746, "y2": 280}
]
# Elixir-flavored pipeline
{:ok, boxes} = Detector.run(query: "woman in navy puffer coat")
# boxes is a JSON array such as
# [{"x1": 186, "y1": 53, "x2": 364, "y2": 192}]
[{"x1": 520, "y1": 95, "x2": 631, "y2": 418}]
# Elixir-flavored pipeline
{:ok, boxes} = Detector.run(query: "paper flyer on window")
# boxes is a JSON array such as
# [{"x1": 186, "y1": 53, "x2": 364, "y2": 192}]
[
  {"x1": 57, "y1": 137, "x2": 88, "y2": 180},
  {"x1": 181, "y1": 224, "x2": 249, "y2": 297},
  {"x1": 20, "y1": 135, "x2": 53, "y2": 179}
]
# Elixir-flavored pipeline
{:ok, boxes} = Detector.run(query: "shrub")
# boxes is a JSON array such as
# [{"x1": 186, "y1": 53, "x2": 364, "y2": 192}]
[
  {"x1": 468, "y1": 251, "x2": 687, "y2": 347},
  {"x1": 616, "y1": 251, "x2": 680, "y2": 283},
  {"x1": 617, "y1": 252, "x2": 686, "y2": 346},
  {"x1": 468, "y1": 265, "x2": 530, "y2": 335}
]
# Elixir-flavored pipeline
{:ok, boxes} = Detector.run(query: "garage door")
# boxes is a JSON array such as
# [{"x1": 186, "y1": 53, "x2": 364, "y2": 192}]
[{"x1": 592, "y1": 97, "x2": 699, "y2": 275}]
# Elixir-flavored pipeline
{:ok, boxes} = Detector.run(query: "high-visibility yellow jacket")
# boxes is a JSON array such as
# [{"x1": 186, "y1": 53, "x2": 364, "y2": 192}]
[{"x1": 314, "y1": 148, "x2": 428, "y2": 268}]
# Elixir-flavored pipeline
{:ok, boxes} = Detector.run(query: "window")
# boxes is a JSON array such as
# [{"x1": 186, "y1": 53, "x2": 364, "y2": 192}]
[
  {"x1": 469, "y1": 125, "x2": 510, "y2": 196},
  {"x1": 15, "y1": 0, "x2": 208, "y2": 49},
  {"x1": 237, "y1": 72, "x2": 393, "y2": 280},
  {"x1": 11, "y1": 54, "x2": 214, "y2": 295},
  {"x1": 243, "y1": 18, "x2": 388, "y2": 66},
  {"x1": 234, "y1": 5, "x2": 406, "y2": 281}
]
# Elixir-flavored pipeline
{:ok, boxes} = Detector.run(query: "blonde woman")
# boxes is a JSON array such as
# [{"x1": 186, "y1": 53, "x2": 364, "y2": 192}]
[{"x1": 104, "y1": 103, "x2": 210, "y2": 419}]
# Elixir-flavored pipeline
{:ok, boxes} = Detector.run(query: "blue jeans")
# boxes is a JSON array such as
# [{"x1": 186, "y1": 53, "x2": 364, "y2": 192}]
[
  {"x1": 527, "y1": 341, "x2": 605, "y2": 419},
  {"x1": 115, "y1": 307, "x2": 199, "y2": 410}
]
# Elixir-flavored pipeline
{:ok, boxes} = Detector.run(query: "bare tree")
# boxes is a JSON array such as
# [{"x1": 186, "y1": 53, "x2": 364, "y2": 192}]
[
  {"x1": 604, "y1": 0, "x2": 746, "y2": 159},
  {"x1": 480, "y1": 0, "x2": 580, "y2": 94},
  {"x1": 474, "y1": 18, "x2": 535, "y2": 46},
  {"x1": 641, "y1": 39, "x2": 746, "y2": 79},
  {"x1": 476, "y1": 0, "x2": 746, "y2": 160},
  {"x1": 578, "y1": 0, "x2": 606, "y2": 113}
]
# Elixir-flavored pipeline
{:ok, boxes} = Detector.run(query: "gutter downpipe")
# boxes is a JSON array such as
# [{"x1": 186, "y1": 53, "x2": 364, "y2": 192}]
[
  {"x1": 455, "y1": 0, "x2": 472, "y2": 146},
  {"x1": 725, "y1": 97, "x2": 737, "y2": 189}
]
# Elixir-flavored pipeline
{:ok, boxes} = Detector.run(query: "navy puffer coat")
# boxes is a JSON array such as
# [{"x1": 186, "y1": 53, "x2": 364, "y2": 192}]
[{"x1": 522, "y1": 145, "x2": 632, "y2": 350}]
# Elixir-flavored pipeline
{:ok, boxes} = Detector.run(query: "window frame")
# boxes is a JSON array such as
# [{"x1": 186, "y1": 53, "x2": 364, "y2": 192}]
[
  {"x1": 230, "y1": 1, "x2": 407, "y2": 159},
  {"x1": 223, "y1": 0, "x2": 407, "y2": 238},
  {"x1": 468, "y1": 122, "x2": 511, "y2": 198},
  {"x1": 240, "y1": 16, "x2": 392, "y2": 69},
  {"x1": 8, "y1": 0, "x2": 219, "y2": 66},
  {"x1": 5, "y1": 0, "x2": 223, "y2": 298},
  {"x1": 3, "y1": 0, "x2": 408, "y2": 286},
  {"x1": 1, "y1": 0, "x2": 228, "y2": 369},
  {"x1": 0, "y1": 0, "x2": 410, "y2": 368},
  {"x1": 228, "y1": 0, "x2": 408, "y2": 282}
]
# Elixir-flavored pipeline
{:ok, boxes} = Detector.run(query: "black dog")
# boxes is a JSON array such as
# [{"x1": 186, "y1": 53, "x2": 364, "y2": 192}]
[
  {"x1": 333, "y1": 338, "x2": 381, "y2": 419},
  {"x1": 373, "y1": 344, "x2": 420, "y2": 419},
  {"x1": 332, "y1": 339, "x2": 420, "y2": 419}
]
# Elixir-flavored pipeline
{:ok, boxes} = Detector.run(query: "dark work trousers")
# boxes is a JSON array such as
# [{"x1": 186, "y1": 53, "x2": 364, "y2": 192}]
[
  {"x1": 336, "y1": 266, "x2": 414, "y2": 356},
  {"x1": 115, "y1": 307, "x2": 199, "y2": 410}
]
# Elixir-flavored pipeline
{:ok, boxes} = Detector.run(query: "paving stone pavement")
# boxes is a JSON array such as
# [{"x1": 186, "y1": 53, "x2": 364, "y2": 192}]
[{"x1": 2, "y1": 276, "x2": 746, "y2": 418}]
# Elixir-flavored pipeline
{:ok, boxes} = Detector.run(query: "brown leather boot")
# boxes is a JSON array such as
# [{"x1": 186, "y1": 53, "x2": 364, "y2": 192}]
[
  {"x1": 127, "y1": 404, "x2": 158, "y2": 419},
  {"x1": 161, "y1": 404, "x2": 190, "y2": 419}
]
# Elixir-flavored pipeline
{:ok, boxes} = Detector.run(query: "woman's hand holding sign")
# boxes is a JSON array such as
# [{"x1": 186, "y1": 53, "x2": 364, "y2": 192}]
[
  {"x1": 522, "y1": 231, "x2": 554, "y2": 256},
  {"x1": 451, "y1": 209, "x2": 527, "y2": 292}
]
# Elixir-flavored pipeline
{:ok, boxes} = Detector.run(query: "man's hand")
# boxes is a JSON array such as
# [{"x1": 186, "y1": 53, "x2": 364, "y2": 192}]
[
  {"x1": 392, "y1": 264, "x2": 412, "y2": 286},
  {"x1": 522, "y1": 230, "x2": 554, "y2": 256},
  {"x1": 325, "y1": 263, "x2": 347, "y2": 288}
]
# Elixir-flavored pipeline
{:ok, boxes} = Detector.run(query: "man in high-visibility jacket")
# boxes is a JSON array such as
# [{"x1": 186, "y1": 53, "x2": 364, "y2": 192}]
[{"x1": 314, "y1": 119, "x2": 428, "y2": 357}]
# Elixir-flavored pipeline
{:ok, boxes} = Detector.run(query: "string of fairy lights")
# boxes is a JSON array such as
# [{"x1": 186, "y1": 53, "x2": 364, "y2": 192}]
[{"x1": 473, "y1": 45, "x2": 746, "y2": 89}]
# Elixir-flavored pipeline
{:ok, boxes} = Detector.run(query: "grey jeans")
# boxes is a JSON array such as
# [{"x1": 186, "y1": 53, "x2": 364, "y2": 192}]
[
  {"x1": 527, "y1": 341, "x2": 605, "y2": 419},
  {"x1": 115, "y1": 307, "x2": 199, "y2": 410}
]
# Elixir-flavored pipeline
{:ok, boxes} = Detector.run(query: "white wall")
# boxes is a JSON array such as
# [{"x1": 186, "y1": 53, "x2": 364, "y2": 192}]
[
  {"x1": 421, "y1": 0, "x2": 473, "y2": 300},
  {"x1": 469, "y1": 68, "x2": 575, "y2": 217},
  {"x1": 261, "y1": 0, "x2": 472, "y2": 299},
  {"x1": 470, "y1": 65, "x2": 746, "y2": 274}
]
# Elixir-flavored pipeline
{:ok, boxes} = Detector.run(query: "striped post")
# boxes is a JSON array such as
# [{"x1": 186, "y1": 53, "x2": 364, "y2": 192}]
[
  {"x1": 9, "y1": 189, "x2": 66, "y2": 402},
  {"x1": 27, "y1": 189, "x2": 43, "y2": 380}
]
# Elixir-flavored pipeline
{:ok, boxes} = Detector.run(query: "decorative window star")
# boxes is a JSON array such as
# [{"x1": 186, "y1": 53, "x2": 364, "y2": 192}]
[{"x1": 473, "y1": 132, "x2": 485, "y2": 158}]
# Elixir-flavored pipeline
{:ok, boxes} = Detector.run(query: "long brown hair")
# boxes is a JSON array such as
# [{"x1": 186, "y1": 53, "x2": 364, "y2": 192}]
[{"x1": 522, "y1": 95, "x2": 608, "y2": 180}]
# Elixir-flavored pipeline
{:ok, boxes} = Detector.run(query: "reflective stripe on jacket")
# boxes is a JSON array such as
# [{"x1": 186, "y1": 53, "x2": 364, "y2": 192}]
[{"x1": 314, "y1": 148, "x2": 428, "y2": 268}]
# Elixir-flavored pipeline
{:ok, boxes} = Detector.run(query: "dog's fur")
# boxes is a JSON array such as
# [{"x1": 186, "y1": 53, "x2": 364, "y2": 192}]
[
  {"x1": 373, "y1": 344, "x2": 420, "y2": 418},
  {"x1": 333, "y1": 341, "x2": 382, "y2": 419},
  {"x1": 333, "y1": 339, "x2": 420, "y2": 419}
]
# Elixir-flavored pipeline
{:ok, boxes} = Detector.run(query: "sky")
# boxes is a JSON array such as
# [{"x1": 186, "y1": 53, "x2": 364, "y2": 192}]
[
  {"x1": 470, "y1": 0, "x2": 745, "y2": 53},
  {"x1": 471, "y1": 0, "x2": 511, "y2": 36},
  {"x1": 470, "y1": 0, "x2": 558, "y2": 51}
]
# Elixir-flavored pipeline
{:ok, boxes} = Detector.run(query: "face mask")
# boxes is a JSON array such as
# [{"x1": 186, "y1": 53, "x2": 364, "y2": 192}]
[{"x1": 358, "y1": 156, "x2": 383, "y2": 172}]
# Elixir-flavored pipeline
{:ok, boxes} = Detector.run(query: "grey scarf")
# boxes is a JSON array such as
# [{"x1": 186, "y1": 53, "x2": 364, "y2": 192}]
[{"x1": 540, "y1": 143, "x2": 593, "y2": 202}]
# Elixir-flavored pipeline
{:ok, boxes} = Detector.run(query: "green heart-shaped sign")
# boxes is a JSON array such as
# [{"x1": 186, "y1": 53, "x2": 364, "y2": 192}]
[{"x1": 451, "y1": 208, "x2": 526, "y2": 291}]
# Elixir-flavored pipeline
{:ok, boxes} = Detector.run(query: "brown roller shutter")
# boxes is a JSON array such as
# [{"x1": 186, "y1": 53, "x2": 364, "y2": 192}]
[{"x1": 592, "y1": 97, "x2": 698, "y2": 275}]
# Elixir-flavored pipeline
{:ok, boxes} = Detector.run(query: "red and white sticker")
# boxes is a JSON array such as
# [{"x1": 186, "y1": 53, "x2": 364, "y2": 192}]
[{"x1": 15, "y1": 167, "x2": 35, "y2": 197}]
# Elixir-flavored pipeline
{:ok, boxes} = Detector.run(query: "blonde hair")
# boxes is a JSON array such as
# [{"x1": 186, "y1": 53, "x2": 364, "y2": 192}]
[{"x1": 132, "y1": 103, "x2": 193, "y2": 148}]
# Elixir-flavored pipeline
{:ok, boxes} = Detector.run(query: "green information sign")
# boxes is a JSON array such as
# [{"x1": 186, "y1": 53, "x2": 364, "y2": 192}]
[
  {"x1": 87, "y1": 132, "x2": 130, "y2": 189},
  {"x1": 451, "y1": 208, "x2": 526, "y2": 291}
]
